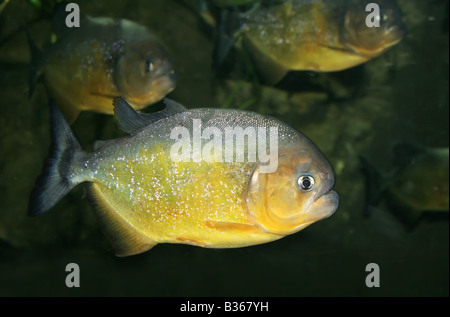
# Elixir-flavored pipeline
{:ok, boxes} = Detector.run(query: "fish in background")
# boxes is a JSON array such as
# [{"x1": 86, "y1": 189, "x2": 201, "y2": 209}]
[
  {"x1": 28, "y1": 6, "x2": 176, "y2": 123},
  {"x1": 0, "y1": 0, "x2": 9, "y2": 15},
  {"x1": 29, "y1": 97, "x2": 338, "y2": 256},
  {"x1": 210, "y1": 0, "x2": 405, "y2": 84},
  {"x1": 360, "y1": 142, "x2": 449, "y2": 230}
]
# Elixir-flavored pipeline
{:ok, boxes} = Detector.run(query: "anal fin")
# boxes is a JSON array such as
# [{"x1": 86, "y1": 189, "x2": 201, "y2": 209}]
[{"x1": 90, "y1": 183, "x2": 157, "y2": 256}]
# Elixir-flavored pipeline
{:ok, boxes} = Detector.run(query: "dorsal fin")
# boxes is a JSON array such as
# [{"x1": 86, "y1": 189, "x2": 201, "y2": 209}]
[{"x1": 112, "y1": 97, "x2": 186, "y2": 134}]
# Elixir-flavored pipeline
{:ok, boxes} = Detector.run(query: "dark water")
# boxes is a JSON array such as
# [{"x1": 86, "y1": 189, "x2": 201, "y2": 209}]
[{"x1": 0, "y1": 0, "x2": 448, "y2": 297}]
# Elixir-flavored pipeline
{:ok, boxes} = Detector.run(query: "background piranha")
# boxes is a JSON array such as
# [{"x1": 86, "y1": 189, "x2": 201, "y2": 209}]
[
  {"x1": 211, "y1": 0, "x2": 405, "y2": 83},
  {"x1": 360, "y1": 142, "x2": 449, "y2": 229},
  {"x1": 29, "y1": 98, "x2": 338, "y2": 256},
  {"x1": 28, "y1": 5, "x2": 176, "y2": 122}
]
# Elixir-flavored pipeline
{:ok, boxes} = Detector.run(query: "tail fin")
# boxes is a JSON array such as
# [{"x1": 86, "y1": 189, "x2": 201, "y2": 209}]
[
  {"x1": 359, "y1": 155, "x2": 387, "y2": 217},
  {"x1": 26, "y1": 30, "x2": 42, "y2": 99},
  {"x1": 28, "y1": 101, "x2": 83, "y2": 217}
]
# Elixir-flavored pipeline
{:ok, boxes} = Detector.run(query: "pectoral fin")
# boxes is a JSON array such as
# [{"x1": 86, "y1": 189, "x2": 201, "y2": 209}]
[
  {"x1": 203, "y1": 220, "x2": 281, "y2": 248},
  {"x1": 204, "y1": 220, "x2": 262, "y2": 233}
]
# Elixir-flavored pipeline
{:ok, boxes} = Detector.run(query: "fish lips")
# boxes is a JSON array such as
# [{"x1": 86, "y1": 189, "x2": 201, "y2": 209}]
[
  {"x1": 310, "y1": 189, "x2": 339, "y2": 220},
  {"x1": 140, "y1": 67, "x2": 176, "y2": 105},
  {"x1": 153, "y1": 68, "x2": 176, "y2": 93},
  {"x1": 307, "y1": 170, "x2": 339, "y2": 221}
]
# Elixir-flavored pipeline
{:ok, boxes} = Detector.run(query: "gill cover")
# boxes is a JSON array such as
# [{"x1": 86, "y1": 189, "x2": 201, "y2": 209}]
[{"x1": 244, "y1": 149, "x2": 322, "y2": 235}]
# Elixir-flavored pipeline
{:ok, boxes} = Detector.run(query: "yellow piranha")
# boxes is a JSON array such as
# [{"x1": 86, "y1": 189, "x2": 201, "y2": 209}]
[
  {"x1": 29, "y1": 97, "x2": 338, "y2": 256},
  {"x1": 215, "y1": 0, "x2": 405, "y2": 83},
  {"x1": 28, "y1": 8, "x2": 176, "y2": 122}
]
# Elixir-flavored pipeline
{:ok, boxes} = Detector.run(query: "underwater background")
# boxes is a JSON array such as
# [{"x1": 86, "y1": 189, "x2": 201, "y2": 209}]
[{"x1": 0, "y1": 0, "x2": 448, "y2": 296}]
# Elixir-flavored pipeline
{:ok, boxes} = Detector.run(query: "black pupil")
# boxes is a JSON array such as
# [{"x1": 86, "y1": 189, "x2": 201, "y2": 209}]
[{"x1": 302, "y1": 178, "x2": 311, "y2": 189}]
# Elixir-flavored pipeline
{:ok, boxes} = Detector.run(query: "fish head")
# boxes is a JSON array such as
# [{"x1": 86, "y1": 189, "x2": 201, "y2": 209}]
[
  {"x1": 116, "y1": 40, "x2": 176, "y2": 108},
  {"x1": 244, "y1": 140, "x2": 339, "y2": 236},
  {"x1": 341, "y1": 0, "x2": 405, "y2": 57}
]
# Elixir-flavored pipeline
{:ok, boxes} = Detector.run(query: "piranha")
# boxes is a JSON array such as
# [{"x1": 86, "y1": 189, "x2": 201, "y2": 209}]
[
  {"x1": 28, "y1": 7, "x2": 176, "y2": 122},
  {"x1": 360, "y1": 142, "x2": 449, "y2": 229},
  {"x1": 212, "y1": 0, "x2": 405, "y2": 83},
  {"x1": 29, "y1": 97, "x2": 338, "y2": 256}
]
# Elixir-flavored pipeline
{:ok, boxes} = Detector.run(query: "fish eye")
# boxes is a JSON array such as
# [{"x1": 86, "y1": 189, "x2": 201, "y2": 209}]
[
  {"x1": 145, "y1": 57, "x2": 154, "y2": 73},
  {"x1": 297, "y1": 175, "x2": 315, "y2": 191}
]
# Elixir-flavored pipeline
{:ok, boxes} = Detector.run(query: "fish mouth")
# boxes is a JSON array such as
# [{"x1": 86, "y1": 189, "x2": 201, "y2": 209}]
[
  {"x1": 345, "y1": 30, "x2": 403, "y2": 57},
  {"x1": 310, "y1": 189, "x2": 339, "y2": 220},
  {"x1": 342, "y1": 14, "x2": 405, "y2": 58},
  {"x1": 148, "y1": 71, "x2": 176, "y2": 100},
  {"x1": 155, "y1": 69, "x2": 176, "y2": 90},
  {"x1": 126, "y1": 73, "x2": 176, "y2": 108},
  {"x1": 304, "y1": 189, "x2": 339, "y2": 223},
  {"x1": 384, "y1": 25, "x2": 405, "y2": 45}
]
